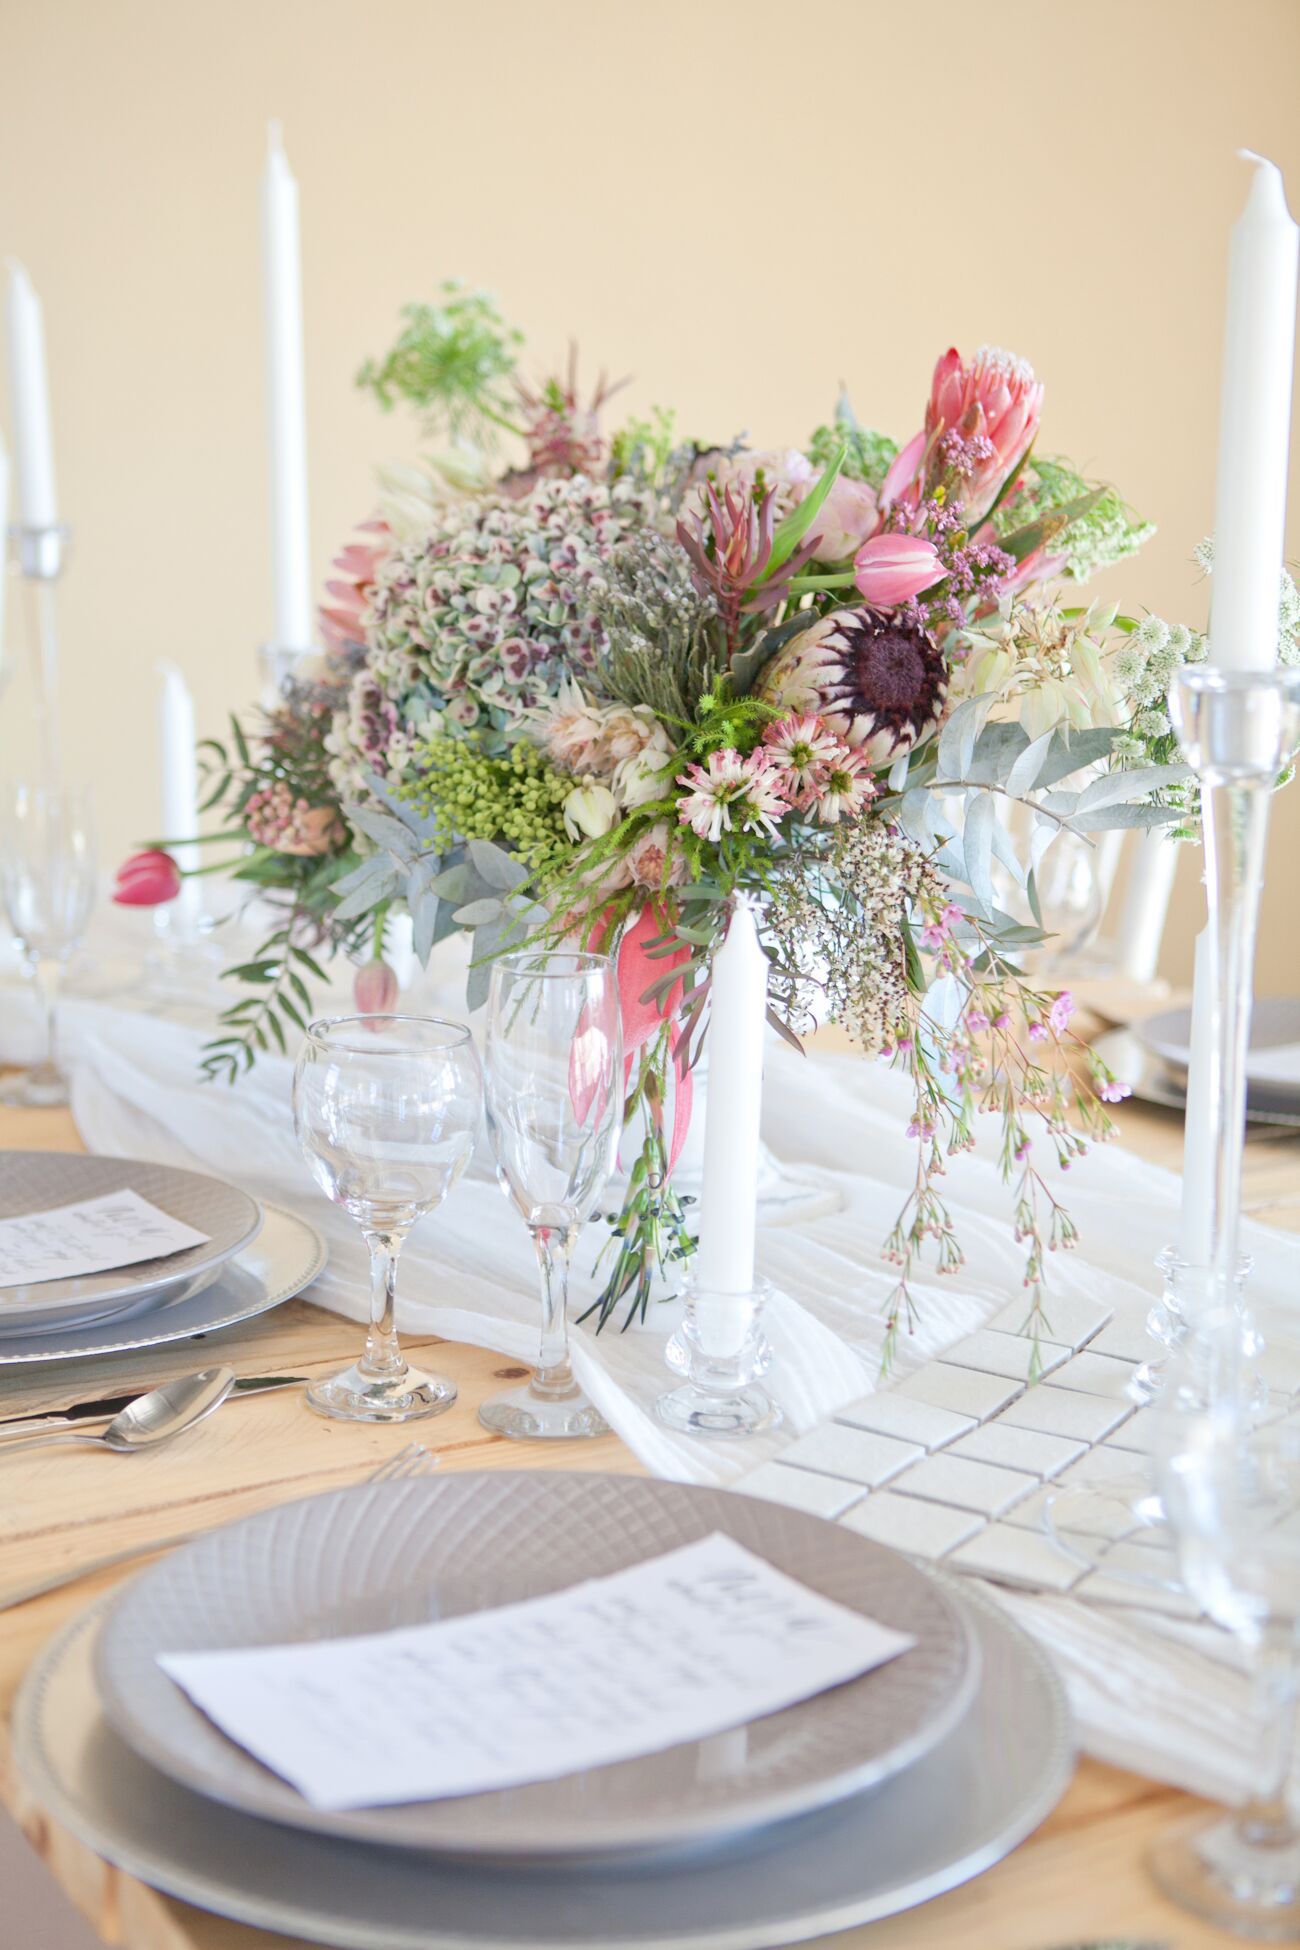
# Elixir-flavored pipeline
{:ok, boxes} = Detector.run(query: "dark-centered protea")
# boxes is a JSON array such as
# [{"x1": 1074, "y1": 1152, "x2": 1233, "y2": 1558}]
[{"x1": 759, "y1": 607, "x2": 947, "y2": 765}]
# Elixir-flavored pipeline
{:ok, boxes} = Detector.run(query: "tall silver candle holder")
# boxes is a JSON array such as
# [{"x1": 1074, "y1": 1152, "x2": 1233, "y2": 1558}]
[
  {"x1": 1167, "y1": 665, "x2": 1300, "y2": 1378},
  {"x1": 8, "y1": 519, "x2": 69, "y2": 786}
]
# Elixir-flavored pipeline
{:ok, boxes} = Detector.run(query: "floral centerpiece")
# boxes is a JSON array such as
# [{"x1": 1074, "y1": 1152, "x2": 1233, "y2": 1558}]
[{"x1": 194, "y1": 284, "x2": 1208, "y2": 1356}]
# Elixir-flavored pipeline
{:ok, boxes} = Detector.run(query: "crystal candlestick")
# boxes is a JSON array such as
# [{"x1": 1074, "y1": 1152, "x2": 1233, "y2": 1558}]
[
  {"x1": 1168, "y1": 668, "x2": 1300, "y2": 1353},
  {"x1": 656, "y1": 1275, "x2": 782, "y2": 1437}
]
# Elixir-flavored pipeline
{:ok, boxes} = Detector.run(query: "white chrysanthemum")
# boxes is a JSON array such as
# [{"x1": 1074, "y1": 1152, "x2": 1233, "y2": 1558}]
[
  {"x1": 1136, "y1": 615, "x2": 1170, "y2": 651},
  {"x1": 1184, "y1": 632, "x2": 1209, "y2": 665},
  {"x1": 1112, "y1": 733, "x2": 1147, "y2": 764},
  {"x1": 1167, "y1": 623, "x2": 1192, "y2": 657},
  {"x1": 1193, "y1": 536, "x2": 1215, "y2": 573},
  {"x1": 1134, "y1": 708, "x2": 1171, "y2": 739}
]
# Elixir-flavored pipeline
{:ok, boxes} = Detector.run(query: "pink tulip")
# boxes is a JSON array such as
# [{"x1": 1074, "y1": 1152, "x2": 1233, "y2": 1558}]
[
  {"x1": 112, "y1": 849, "x2": 182, "y2": 907},
  {"x1": 853, "y1": 533, "x2": 944, "y2": 606},
  {"x1": 353, "y1": 959, "x2": 400, "y2": 1015}
]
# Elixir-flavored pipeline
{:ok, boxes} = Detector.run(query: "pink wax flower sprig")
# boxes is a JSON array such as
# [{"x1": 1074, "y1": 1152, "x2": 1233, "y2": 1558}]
[{"x1": 880, "y1": 918, "x2": 1125, "y2": 1371}]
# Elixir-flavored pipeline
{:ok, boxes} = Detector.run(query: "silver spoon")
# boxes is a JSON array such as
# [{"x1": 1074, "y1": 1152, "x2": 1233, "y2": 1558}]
[{"x1": 0, "y1": 1365, "x2": 237, "y2": 1457}]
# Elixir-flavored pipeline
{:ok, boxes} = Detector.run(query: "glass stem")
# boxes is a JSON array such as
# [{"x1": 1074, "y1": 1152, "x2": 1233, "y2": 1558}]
[
  {"x1": 529, "y1": 1222, "x2": 578, "y2": 1401},
  {"x1": 1239, "y1": 1635, "x2": 1300, "y2": 1849},
  {"x1": 361, "y1": 1231, "x2": 408, "y2": 1381},
  {"x1": 34, "y1": 958, "x2": 60, "y2": 1078}
]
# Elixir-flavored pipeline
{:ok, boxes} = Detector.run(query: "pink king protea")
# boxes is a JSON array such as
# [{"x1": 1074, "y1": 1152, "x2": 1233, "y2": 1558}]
[{"x1": 759, "y1": 608, "x2": 948, "y2": 766}]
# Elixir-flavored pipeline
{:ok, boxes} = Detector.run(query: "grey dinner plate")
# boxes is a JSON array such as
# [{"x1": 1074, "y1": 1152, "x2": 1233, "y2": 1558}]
[
  {"x1": 17, "y1": 1580, "x2": 1072, "y2": 1950},
  {"x1": 1134, "y1": 997, "x2": 1300, "y2": 1114},
  {"x1": 0, "y1": 1153, "x2": 263, "y2": 1336},
  {"x1": 0, "y1": 1200, "x2": 326, "y2": 1365},
  {"x1": 95, "y1": 1472, "x2": 980, "y2": 1862}
]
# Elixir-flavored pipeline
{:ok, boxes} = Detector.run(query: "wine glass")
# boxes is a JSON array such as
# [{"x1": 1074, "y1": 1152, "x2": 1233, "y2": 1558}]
[
  {"x1": 479, "y1": 951, "x2": 622, "y2": 1440},
  {"x1": 0, "y1": 781, "x2": 96, "y2": 1107},
  {"x1": 293, "y1": 1015, "x2": 483, "y2": 1423},
  {"x1": 1151, "y1": 1402, "x2": 1300, "y2": 1936}
]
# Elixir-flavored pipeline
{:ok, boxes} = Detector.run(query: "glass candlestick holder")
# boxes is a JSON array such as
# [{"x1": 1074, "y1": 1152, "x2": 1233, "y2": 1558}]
[
  {"x1": 1168, "y1": 667, "x2": 1300, "y2": 1340},
  {"x1": 1131, "y1": 1245, "x2": 1257, "y2": 1406},
  {"x1": 656, "y1": 1275, "x2": 782, "y2": 1437}
]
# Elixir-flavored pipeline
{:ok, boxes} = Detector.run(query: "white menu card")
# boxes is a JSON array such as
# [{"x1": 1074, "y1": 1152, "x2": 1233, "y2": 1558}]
[
  {"x1": 160, "y1": 1532, "x2": 915, "y2": 1810},
  {"x1": 0, "y1": 1190, "x2": 211, "y2": 1288}
]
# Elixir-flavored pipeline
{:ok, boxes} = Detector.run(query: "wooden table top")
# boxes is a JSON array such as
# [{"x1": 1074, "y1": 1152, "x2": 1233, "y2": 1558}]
[{"x1": 1, "y1": 1080, "x2": 1297, "y2": 1950}]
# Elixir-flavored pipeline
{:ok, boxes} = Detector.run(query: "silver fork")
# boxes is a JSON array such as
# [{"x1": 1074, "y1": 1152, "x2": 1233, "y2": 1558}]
[{"x1": 0, "y1": 1443, "x2": 439, "y2": 1612}]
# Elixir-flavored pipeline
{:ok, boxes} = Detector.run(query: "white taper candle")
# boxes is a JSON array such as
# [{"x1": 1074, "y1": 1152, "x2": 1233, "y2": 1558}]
[
  {"x1": 5, "y1": 261, "x2": 58, "y2": 530},
  {"x1": 157, "y1": 662, "x2": 202, "y2": 926},
  {"x1": 261, "y1": 122, "x2": 313, "y2": 652},
  {"x1": 695, "y1": 899, "x2": 768, "y2": 1295},
  {"x1": 1206, "y1": 154, "x2": 1298, "y2": 671},
  {"x1": 1115, "y1": 830, "x2": 1179, "y2": 983}
]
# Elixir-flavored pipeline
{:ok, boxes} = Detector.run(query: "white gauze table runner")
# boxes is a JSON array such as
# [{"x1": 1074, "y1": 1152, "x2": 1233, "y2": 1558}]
[{"x1": 1, "y1": 961, "x2": 1295, "y2": 1806}]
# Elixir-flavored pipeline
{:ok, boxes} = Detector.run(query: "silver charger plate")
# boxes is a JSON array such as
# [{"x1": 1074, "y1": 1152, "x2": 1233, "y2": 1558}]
[
  {"x1": 1093, "y1": 1028, "x2": 1300, "y2": 1130},
  {"x1": 1134, "y1": 996, "x2": 1300, "y2": 1113},
  {"x1": 95, "y1": 1473, "x2": 979, "y2": 1862},
  {"x1": 0, "y1": 1153, "x2": 263, "y2": 1336},
  {"x1": 0, "y1": 1201, "x2": 326, "y2": 1365},
  {"x1": 16, "y1": 1581, "x2": 1072, "y2": 1950}
]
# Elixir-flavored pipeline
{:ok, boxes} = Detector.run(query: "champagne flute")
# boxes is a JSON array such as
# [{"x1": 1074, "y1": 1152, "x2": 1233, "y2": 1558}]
[
  {"x1": 479, "y1": 951, "x2": 622, "y2": 1440},
  {"x1": 1152, "y1": 1401, "x2": 1300, "y2": 1936},
  {"x1": 293, "y1": 1015, "x2": 483, "y2": 1423},
  {"x1": 0, "y1": 781, "x2": 96, "y2": 1107}
]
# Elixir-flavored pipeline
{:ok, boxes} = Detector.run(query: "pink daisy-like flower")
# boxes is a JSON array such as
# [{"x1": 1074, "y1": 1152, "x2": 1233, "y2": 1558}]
[
  {"x1": 761, "y1": 712, "x2": 845, "y2": 803},
  {"x1": 676, "y1": 748, "x2": 791, "y2": 844},
  {"x1": 810, "y1": 749, "x2": 876, "y2": 825}
]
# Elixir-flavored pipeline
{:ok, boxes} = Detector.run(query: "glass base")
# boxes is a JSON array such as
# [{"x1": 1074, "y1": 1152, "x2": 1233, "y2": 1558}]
[
  {"x1": 1044, "y1": 1475, "x2": 1184, "y2": 1593},
  {"x1": 1151, "y1": 1809, "x2": 1300, "y2": 1938},
  {"x1": 305, "y1": 1361, "x2": 457, "y2": 1425},
  {"x1": 0, "y1": 1063, "x2": 69, "y2": 1108},
  {"x1": 656, "y1": 1381, "x2": 783, "y2": 1438},
  {"x1": 478, "y1": 1380, "x2": 609, "y2": 1441}
]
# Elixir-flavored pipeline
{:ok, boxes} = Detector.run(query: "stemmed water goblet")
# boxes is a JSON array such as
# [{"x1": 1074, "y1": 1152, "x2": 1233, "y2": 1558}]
[
  {"x1": 1152, "y1": 1396, "x2": 1300, "y2": 1937},
  {"x1": 293, "y1": 1015, "x2": 483, "y2": 1423},
  {"x1": 0, "y1": 781, "x2": 96, "y2": 1106},
  {"x1": 479, "y1": 950, "x2": 622, "y2": 1440}
]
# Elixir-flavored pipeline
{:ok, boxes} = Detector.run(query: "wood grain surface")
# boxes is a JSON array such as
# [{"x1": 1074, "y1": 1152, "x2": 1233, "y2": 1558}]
[{"x1": 2, "y1": 1048, "x2": 1297, "y2": 1950}]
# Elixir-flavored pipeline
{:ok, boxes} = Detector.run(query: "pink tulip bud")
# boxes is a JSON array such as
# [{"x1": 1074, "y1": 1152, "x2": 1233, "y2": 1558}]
[
  {"x1": 112, "y1": 849, "x2": 182, "y2": 907},
  {"x1": 852, "y1": 533, "x2": 944, "y2": 606},
  {"x1": 353, "y1": 959, "x2": 400, "y2": 1015}
]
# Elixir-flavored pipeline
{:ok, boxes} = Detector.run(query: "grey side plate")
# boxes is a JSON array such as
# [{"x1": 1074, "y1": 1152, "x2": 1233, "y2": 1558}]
[
  {"x1": 0, "y1": 1153, "x2": 263, "y2": 1334},
  {"x1": 16, "y1": 1581, "x2": 1072, "y2": 1950},
  {"x1": 94, "y1": 1473, "x2": 979, "y2": 1861},
  {"x1": 0, "y1": 1201, "x2": 326, "y2": 1365},
  {"x1": 1093, "y1": 1029, "x2": 1300, "y2": 1130}
]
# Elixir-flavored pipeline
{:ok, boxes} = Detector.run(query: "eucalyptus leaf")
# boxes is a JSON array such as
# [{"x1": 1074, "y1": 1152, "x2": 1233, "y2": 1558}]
[
  {"x1": 1076, "y1": 764, "x2": 1191, "y2": 813},
  {"x1": 453, "y1": 897, "x2": 505, "y2": 927},
  {"x1": 1031, "y1": 726, "x2": 1119, "y2": 788},
  {"x1": 467, "y1": 838, "x2": 530, "y2": 892},
  {"x1": 346, "y1": 804, "x2": 418, "y2": 853},
  {"x1": 1004, "y1": 729, "x2": 1056, "y2": 799},
  {"x1": 938, "y1": 695, "x2": 993, "y2": 781},
  {"x1": 962, "y1": 792, "x2": 997, "y2": 909},
  {"x1": 411, "y1": 889, "x2": 440, "y2": 966},
  {"x1": 964, "y1": 721, "x2": 1030, "y2": 783},
  {"x1": 1071, "y1": 804, "x2": 1187, "y2": 832}
]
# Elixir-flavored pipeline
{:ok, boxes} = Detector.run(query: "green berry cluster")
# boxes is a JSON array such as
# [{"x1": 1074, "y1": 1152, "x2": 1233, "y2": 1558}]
[{"x1": 398, "y1": 736, "x2": 572, "y2": 867}]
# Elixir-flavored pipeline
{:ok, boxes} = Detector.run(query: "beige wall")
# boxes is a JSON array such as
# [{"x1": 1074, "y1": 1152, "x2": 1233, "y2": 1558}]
[{"x1": 2, "y1": 0, "x2": 1298, "y2": 988}]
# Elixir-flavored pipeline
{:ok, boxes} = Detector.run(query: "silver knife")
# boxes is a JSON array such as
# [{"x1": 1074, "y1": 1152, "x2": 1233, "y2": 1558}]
[{"x1": 0, "y1": 1374, "x2": 308, "y2": 1434}]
